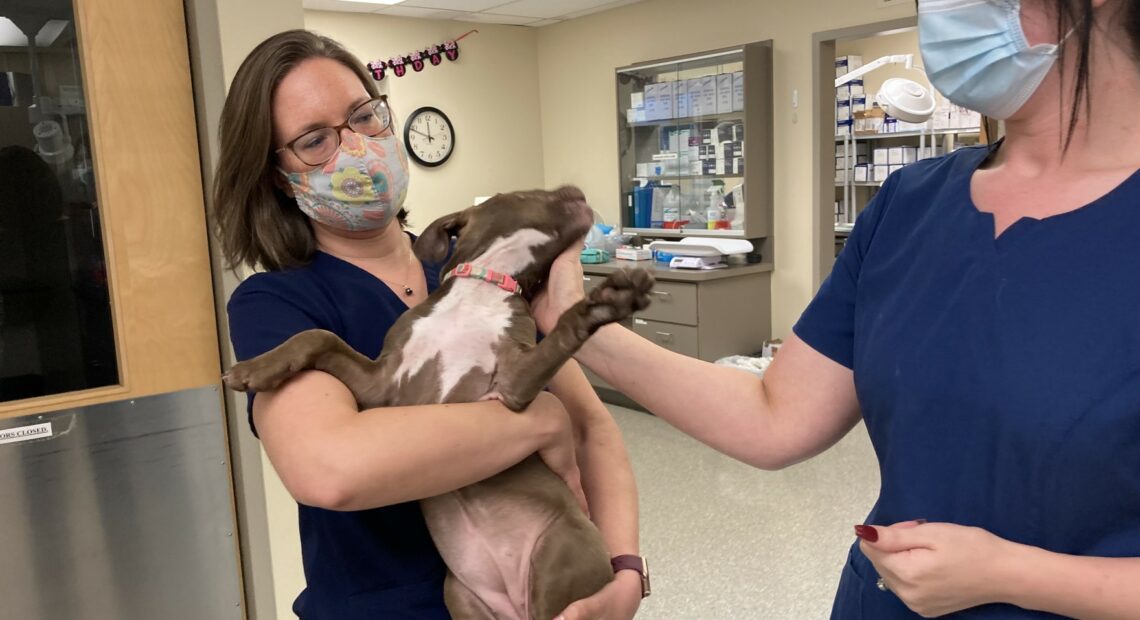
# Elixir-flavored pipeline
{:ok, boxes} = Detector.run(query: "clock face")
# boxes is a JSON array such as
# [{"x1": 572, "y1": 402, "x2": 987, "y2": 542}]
[{"x1": 404, "y1": 107, "x2": 454, "y2": 167}]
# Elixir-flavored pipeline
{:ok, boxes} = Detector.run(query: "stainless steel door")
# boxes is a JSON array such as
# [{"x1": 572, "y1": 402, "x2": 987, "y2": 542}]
[{"x1": 0, "y1": 388, "x2": 242, "y2": 620}]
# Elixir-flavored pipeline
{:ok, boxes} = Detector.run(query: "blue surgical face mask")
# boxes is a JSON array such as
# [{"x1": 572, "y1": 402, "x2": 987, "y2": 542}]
[{"x1": 919, "y1": 0, "x2": 1071, "y2": 120}]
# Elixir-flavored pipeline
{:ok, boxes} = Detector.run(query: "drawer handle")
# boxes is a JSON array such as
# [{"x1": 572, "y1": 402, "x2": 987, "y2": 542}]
[
  {"x1": 583, "y1": 276, "x2": 592, "y2": 282},
  {"x1": 654, "y1": 331, "x2": 674, "y2": 342},
  {"x1": 652, "y1": 291, "x2": 672, "y2": 298}
]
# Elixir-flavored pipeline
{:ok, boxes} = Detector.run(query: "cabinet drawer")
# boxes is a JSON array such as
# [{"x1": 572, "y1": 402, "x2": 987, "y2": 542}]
[
  {"x1": 632, "y1": 319, "x2": 699, "y2": 358},
  {"x1": 636, "y1": 281, "x2": 697, "y2": 326},
  {"x1": 581, "y1": 273, "x2": 605, "y2": 295}
]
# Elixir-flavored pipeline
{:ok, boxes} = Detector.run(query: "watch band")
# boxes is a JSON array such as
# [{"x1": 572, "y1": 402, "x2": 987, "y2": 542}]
[{"x1": 610, "y1": 554, "x2": 651, "y2": 598}]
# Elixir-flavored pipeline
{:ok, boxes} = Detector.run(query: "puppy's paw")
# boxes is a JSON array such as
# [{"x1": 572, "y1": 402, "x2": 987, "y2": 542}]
[
  {"x1": 584, "y1": 268, "x2": 654, "y2": 327},
  {"x1": 222, "y1": 358, "x2": 298, "y2": 393}
]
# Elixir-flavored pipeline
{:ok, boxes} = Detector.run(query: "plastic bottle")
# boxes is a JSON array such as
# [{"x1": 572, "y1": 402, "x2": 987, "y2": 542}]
[{"x1": 706, "y1": 185, "x2": 725, "y2": 230}]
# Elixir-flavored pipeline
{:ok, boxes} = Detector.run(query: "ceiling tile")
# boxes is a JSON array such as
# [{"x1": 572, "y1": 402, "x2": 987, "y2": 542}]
[
  {"x1": 376, "y1": 6, "x2": 466, "y2": 19},
  {"x1": 454, "y1": 12, "x2": 541, "y2": 25},
  {"x1": 303, "y1": 0, "x2": 388, "y2": 13},
  {"x1": 560, "y1": 0, "x2": 643, "y2": 19},
  {"x1": 400, "y1": 0, "x2": 514, "y2": 10},
  {"x1": 485, "y1": 0, "x2": 616, "y2": 19}
]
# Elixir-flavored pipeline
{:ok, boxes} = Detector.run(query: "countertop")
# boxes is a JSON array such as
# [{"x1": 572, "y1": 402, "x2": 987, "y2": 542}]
[{"x1": 581, "y1": 259, "x2": 773, "y2": 282}]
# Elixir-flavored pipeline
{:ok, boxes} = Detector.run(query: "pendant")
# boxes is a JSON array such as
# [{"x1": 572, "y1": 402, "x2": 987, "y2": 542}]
[{"x1": 404, "y1": 286, "x2": 414, "y2": 296}]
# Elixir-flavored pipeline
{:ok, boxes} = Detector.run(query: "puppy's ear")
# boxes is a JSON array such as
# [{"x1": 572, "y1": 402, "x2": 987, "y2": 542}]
[{"x1": 414, "y1": 210, "x2": 468, "y2": 263}]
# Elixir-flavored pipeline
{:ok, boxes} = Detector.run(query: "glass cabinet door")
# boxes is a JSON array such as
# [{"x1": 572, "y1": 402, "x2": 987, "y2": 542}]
[
  {"x1": 1, "y1": 3, "x2": 117, "y2": 402},
  {"x1": 617, "y1": 49, "x2": 746, "y2": 235}
]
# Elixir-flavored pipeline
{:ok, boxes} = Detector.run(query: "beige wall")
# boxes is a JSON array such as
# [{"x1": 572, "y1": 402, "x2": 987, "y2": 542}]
[
  {"x1": 304, "y1": 11, "x2": 547, "y2": 231},
  {"x1": 535, "y1": 0, "x2": 916, "y2": 336}
]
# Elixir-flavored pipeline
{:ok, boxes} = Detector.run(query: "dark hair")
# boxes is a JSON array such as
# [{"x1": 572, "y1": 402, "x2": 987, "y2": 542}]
[
  {"x1": 212, "y1": 30, "x2": 408, "y2": 272},
  {"x1": 1056, "y1": 0, "x2": 1140, "y2": 149}
]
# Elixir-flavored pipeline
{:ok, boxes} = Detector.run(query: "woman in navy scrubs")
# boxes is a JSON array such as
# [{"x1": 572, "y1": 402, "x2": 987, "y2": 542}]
[
  {"x1": 537, "y1": 0, "x2": 1140, "y2": 617},
  {"x1": 213, "y1": 31, "x2": 643, "y2": 619}
]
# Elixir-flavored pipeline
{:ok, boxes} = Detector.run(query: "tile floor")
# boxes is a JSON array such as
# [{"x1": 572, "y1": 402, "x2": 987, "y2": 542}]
[{"x1": 610, "y1": 405, "x2": 880, "y2": 619}]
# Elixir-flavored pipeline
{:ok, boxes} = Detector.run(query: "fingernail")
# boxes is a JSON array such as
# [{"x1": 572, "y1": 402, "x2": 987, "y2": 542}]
[{"x1": 854, "y1": 524, "x2": 879, "y2": 542}]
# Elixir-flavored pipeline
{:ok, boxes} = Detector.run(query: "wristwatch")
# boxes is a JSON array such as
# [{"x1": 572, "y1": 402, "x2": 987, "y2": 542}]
[{"x1": 610, "y1": 554, "x2": 651, "y2": 598}]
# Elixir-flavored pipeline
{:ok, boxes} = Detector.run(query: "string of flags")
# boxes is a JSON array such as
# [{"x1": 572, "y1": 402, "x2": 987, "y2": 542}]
[{"x1": 366, "y1": 29, "x2": 478, "y2": 81}]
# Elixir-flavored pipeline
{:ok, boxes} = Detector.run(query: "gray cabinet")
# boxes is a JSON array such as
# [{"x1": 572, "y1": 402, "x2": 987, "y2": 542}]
[{"x1": 580, "y1": 261, "x2": 771, "y2": 407}]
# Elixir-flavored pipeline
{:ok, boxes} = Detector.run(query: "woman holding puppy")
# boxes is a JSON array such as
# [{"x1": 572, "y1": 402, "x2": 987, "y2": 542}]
[
  {"x1": 538, "y1": 0, "x2": 1140, "y2": 618},
  {"x1": 213, "y1": 31, "x2": 642, "y2": 619}
]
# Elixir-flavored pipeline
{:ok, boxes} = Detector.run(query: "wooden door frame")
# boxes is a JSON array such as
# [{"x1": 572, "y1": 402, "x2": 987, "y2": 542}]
[{"x1": 0, "y1": 0, "x2": 221, "y2": 419}]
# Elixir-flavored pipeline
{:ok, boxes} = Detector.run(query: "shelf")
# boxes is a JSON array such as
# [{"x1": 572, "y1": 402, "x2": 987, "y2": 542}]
[
  {"x1": 834, "y1": 181, "x2": 883, "y2": 188},
  {"x1": 622, "y1": 227, "x2": 748, "y2": 238},
  {"x1": 633, "y1": 174, "x2": 744, "y2": 181},
  {"x1": 628, "y1": 112, "x2": 744, "y2": 128},
  {"x1": 834, "y1": 127, "x2": 980, "y2": 142},
  {"x1": 835, "y1": 225, "x2": 855, "y2": 235}
]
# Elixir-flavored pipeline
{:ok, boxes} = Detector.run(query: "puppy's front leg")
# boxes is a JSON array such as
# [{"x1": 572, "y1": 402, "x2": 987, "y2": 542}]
[{"x1": 496, "y1": 269, "x2": 654, "y2": 411}]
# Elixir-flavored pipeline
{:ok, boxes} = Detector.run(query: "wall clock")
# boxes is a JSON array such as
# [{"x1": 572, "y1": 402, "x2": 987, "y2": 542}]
[{"x1": 404, "y1": 106, "x2": 455, "y2": 167}]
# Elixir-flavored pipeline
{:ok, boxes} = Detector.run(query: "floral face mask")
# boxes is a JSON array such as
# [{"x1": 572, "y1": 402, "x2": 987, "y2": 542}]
[{"x1": 280, "y1": 132, "x2": 410, "y2": 232}]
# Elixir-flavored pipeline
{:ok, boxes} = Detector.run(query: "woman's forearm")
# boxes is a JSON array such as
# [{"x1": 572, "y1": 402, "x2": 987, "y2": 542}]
[
  {"x1": 548, "y1": 361, "x2": 639, "y2": 557},
  {"x1": 574, "y1": 326, "x2": 861, "y2": 469},
  {"x1": 255, "y1": 372, "x2": 568, "y2": 511},
  {"x1": 999, "y1": 543, "x2": 1140, "y2": 619}
]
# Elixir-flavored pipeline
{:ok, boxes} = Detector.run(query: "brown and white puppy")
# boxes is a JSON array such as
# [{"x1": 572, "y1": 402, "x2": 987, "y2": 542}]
[{"x1": 223, "y1": 186, "x2": 654, "y2": 620}]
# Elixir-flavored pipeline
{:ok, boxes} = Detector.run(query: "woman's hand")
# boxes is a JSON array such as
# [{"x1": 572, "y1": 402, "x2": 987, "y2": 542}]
[
  {"x1": 532, "y1": 238, "x2": 587, "y2": 335},
  {"x1": 529, "y1": 392, "x2": 589, "y2": 515},
  {"x1": 554, "y1": 570, "x2": 643, "y2": 620},
  {"x1": 857, "y1": 520, "x2": 1014, "y2": 618}
]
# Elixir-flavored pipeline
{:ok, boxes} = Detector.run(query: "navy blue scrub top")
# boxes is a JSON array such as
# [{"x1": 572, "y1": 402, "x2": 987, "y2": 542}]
[
  {"x1": 795, "y1": 145, "x2": 1140, "y2": 619},
  {"x1": 227, "y1": 240, "x2": 452, "y2": 619}
]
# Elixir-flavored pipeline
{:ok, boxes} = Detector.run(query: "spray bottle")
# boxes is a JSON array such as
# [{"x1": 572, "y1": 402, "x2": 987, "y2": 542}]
[{"x1": 706, "y1": 182, "x2": 726, "y2": 230}]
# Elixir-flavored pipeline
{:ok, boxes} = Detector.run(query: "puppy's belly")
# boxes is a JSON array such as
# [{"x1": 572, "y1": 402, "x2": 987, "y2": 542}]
[{"x1": 421, "y1": 456, "x2": 582, "y2": 620}]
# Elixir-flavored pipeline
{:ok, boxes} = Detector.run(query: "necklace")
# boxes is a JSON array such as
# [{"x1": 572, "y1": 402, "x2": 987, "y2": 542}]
[{"x1": 371, "y1": 247, "x2": 417, "y2": 297}]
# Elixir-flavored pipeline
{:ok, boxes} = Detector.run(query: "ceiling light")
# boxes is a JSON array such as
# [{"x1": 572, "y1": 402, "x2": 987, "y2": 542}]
[
  {"x1": 0, "y1": 17, "x2": 70, "y2": 47},
  {"x1": 36, "y1": 20, "x2": 70, "y2": 47},
  {"x1": 0, "y1": 17, "x2": 29, "y2": 47}
]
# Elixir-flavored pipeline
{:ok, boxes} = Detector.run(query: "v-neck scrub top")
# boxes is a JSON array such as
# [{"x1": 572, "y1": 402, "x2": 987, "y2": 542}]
[
  {"x1": 228, "y1": 244, "x2": 452, "y2": 619},
  {"x1": 794, "y1": 145, "x2": 1140, "y2": 619}
]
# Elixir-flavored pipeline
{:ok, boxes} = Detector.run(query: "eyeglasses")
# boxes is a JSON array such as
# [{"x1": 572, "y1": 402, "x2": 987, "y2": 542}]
[{"x1": 276, "y1": 96, "x2": 392, "y2": 166}]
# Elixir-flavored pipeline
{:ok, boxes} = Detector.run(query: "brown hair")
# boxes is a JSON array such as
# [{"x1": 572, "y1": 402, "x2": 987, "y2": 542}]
[{"x1": 212, "y1": 30, "x2": 407, "y2": 272}]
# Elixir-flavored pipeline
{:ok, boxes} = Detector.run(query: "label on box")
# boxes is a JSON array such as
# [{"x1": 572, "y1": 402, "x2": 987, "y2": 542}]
[
  {"x1": 675, "y1": 81, "x2": 689, "y2": 117},
  {"x1": 631, "y1": 92, "x2": 644, "y2": 109},
  {"x1": 699, "y1": 76, "x2": 717, "y2": 117},
  {"x1": 837, "y1": 101, "x2": 851, "y2": 122},
  {"x1": 733, "y1": 71, "x2": 744, "y2": 112},
  {"x1": 717, "y1": 74, "x2": 734, "y2": 114},
  {"x1": 644, "y1": 83, "x2": 660, "y2": 120},
  {"x1": 687, "y1": 78, "x2": 703, "y2": 116},
  {"x1": 658, "y1": 82, "x2": 675, "y2": 120}
]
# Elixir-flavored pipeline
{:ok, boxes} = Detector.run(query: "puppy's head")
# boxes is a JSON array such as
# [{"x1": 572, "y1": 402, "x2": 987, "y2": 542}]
[{"x1": 414, "y1": 185, "x2": 595, "y2": 299}]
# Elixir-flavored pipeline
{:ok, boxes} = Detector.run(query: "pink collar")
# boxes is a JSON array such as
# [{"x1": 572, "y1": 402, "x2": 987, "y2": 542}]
[{"x1": 443, "y1": 263, "x2": 522, "y2": 295}]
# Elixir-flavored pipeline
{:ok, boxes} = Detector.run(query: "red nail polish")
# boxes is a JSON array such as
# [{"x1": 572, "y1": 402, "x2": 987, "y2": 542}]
[{"x1": 854, "y1": 525, "x2": 879, "y2": 542}]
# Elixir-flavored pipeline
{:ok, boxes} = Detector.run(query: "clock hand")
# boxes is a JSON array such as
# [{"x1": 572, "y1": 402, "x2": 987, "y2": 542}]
[{"x1": 410, "y1": 127, "x2": 434, "y2": 142}]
